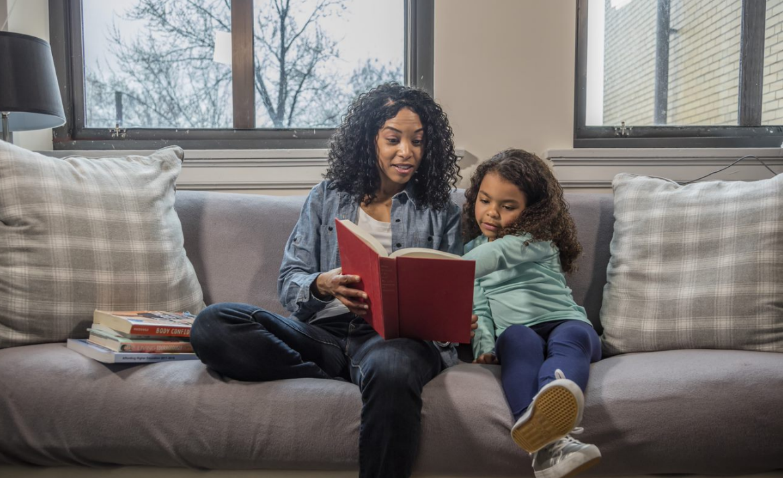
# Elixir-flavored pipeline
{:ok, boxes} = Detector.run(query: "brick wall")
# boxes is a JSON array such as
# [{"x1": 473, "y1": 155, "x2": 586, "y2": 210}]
[{"x1": 602, "y1": 0, "x2": 783, "y2": 126}]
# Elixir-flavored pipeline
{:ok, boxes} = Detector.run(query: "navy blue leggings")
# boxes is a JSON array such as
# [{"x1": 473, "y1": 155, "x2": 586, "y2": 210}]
[{"x1": 495, "y1": 320, "x2": 602, "y2": 421}]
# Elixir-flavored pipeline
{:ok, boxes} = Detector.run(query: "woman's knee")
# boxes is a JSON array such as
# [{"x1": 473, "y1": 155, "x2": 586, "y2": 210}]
[
  {"x1": 191, "y1": 302, "x2": 269, "y2": 350},
  {"x1": 360, "y1": 340, "x2": 438, "y2": 392}
]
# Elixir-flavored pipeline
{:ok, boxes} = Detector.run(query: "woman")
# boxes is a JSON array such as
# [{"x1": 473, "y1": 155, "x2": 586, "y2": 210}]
[{"x1": 190, "y1": 83, "x2": 473, "y2": 478}]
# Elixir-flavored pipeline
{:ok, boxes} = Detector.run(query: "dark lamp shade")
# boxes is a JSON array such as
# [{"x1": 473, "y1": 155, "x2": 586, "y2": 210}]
[{"x1": 0, "y1": 31, "x2": 66, "y2": 132}]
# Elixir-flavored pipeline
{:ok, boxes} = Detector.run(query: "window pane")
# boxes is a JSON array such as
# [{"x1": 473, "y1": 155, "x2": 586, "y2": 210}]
[
  {"x1": 252, "y1": 0, "x2": 404, "y2": 129},
  {"x1": 586, "y1": 0, "x2": 741, "y2": 127},
  {"x1": 82, "y1": 0, "x2": 233, "y2": 129},
  {"x1": 762, "y1": 0, "x2": 783, "y2": 125}
]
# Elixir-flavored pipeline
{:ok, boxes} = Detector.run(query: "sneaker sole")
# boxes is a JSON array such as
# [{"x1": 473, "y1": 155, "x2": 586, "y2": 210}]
[
  {"x1": 511, "y1": 384, "x2": 580, "y2": 453},
  {"x1": 561, "y1": 456, "x2": 601, "y2": 478},
  {"x1": 535, "y1": 454, "x2": 601, "y2": 478}
]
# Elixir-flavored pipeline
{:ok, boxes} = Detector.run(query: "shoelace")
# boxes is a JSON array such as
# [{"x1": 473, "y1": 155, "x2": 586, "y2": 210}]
[{"x1": 530, "y1": 427, "x2": 585, "y2": 460}]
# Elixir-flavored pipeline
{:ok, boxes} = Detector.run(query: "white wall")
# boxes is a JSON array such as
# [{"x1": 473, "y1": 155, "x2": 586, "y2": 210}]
[
  {"x1": 434, "y1": 0, "x2": 576, "y2": 163},
  {"x1": 5, "y1": 0, "x2": 52, "y2": 151}
]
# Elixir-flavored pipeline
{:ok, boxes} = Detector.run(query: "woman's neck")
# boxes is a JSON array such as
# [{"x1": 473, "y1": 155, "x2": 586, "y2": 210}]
[
  {"x1": 361, "y1": 183, "x2": 403, "y2": 223},
  {"x1": 376, "y1": 180, "x2": 405, "y2": 203}
]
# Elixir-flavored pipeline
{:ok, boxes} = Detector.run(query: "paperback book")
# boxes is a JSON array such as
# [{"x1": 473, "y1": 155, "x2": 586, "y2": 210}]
[
  {"x1": 93, "y1": 310, "x2": 195, "y2": 337},
  {"x1": 87, "y1": 324, "x2": 194, "y2": 353},
  {"x1": 67, "y1": 339, "x2": 199, "y2": 364},
  {"x1": 335, "y1": 218, "x2": 475, "y2": 343}
]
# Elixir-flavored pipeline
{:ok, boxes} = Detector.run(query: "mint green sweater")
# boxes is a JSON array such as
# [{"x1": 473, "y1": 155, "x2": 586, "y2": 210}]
[{"x1": 463, "y1": 234, "x2": 590, "y2": 359}]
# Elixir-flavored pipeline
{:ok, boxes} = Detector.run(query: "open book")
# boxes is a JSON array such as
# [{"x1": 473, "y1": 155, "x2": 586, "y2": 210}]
[{"x1": 335, "y1": 219, "x2": 474, "y2": 343}]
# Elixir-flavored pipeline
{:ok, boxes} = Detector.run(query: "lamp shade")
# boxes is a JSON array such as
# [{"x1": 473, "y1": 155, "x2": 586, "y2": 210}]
[{"x1": 0, "y1": 31, "x2": 66, "y2": 132}]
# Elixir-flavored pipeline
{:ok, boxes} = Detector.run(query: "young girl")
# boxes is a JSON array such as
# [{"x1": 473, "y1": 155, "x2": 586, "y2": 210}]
[{"x1": 462, "y1": 149, "x2": 602, "y2": 478}]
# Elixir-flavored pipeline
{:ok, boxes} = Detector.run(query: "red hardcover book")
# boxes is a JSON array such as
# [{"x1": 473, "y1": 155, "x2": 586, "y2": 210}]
[{"x1": 335, "y1": 219, "x2": 475, "y2": 343}]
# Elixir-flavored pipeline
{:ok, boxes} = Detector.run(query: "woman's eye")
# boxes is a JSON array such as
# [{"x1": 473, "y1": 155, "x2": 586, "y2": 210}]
[
  {"x1": 412, "y1": 139, "x2": 422, "y2": 146},
  {"x1": 386, "y1": 138, "x2": 399, "y2": 144},
  {"x1": 479, "y1": 199, "x2": 489, "y2": 204}
]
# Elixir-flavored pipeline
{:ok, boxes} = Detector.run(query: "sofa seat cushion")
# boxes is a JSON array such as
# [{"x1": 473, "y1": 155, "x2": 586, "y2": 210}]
[{"x1": 1, "y1": 345, "x2": 782, "y2": 475}]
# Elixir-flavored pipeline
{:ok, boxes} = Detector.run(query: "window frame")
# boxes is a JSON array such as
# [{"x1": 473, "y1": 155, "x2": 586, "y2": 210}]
[
  {"x1": 574, "y1": 0, "x2": 783, "y2": 148},
  {"x1": 48, "y1": 0, "x2": 433, "y2": 150}
]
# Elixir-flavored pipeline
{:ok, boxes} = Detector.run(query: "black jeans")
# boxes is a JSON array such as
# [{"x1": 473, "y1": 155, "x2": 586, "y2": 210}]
[{"x1": 190, "y1": 303, "x2": 443, "y2": 478}]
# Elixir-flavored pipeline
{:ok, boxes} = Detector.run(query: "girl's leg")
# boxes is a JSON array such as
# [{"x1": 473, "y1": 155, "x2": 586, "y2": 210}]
[
  {"x1": 539, "y1": 320, "x2": 601, "y2": 392},
  {"x1": 190, "y1": 302, "x2": 350, "y2": 381},
  {"x1": 495, "y1": 324, "x2": 547, "y2": 421}
]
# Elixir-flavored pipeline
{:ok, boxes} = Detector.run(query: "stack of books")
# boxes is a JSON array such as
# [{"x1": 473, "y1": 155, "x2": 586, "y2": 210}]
[{"x1": 67, "y1": 310, "x2": 200, "y2": 363}]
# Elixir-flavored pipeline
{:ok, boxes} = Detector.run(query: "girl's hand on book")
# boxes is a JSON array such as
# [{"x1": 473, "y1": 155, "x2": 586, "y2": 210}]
[
  {"x1": 473, "y1": 353, "x2": 498, "y2": 365},
  {"x1": 316, "y1": 268, "x2": 369, "y2": 316},
  {"x1": 470, "y1": 314, "x2": 478, "y2": 338}
]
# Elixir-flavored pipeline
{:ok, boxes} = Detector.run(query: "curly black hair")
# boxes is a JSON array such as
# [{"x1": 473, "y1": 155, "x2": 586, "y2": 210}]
[
  {"x1": 324, "y1": 83, "x2": 460, "y2": 210},
  {"x1": 462, "y1": 149, "x2": 582, "y2": 274}
]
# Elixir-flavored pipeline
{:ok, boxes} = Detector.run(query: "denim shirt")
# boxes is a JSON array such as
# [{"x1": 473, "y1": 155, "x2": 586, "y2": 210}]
[{"x1": 278, "y1": 179, "x2": 463, "y2": 367}]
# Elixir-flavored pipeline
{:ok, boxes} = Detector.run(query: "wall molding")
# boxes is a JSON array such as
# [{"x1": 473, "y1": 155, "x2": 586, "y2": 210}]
[
  {"x1": 547, "y1": 148, "x2": 783, "y2": 190},
  {"x1": 42, "y1": 148, "x2": 468, "y2": 194},
  {"x1": 44, "y1": 149, "x2": 331, "y2": 167},
  {"x1": 177, "y1": 181, "x2": 319, "y2": 191}
]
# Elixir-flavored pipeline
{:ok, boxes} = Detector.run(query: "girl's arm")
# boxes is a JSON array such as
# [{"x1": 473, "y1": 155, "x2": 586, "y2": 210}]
[
  {"x1": 471, "y1": 281, "x2": 496, "y2": 360},
  {"x1": 277, "y1": 183, "x2": 331, "y2": 319},
  {"x1": 463, "y1": 234, "x2": 555, "y2": 279}
]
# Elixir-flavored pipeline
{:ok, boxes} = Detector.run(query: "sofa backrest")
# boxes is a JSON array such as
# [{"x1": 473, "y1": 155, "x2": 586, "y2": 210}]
[{"x1": 175, "y1": 190, "x2": 614, "y2": 333}]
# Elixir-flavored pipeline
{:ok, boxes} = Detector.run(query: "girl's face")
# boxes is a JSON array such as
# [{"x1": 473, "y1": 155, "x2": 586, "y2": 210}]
[
  {"x1": 475, "y1": 171, "x2": 527, "y2": 241},
  {"x1": 375, "y1": 107, "x2": 424, "y2": 192}
]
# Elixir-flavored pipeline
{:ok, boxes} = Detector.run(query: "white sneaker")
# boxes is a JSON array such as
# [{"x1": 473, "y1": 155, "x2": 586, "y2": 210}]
[
  {"x1": 532, "y1": 430, "x2": 601, "y2": 478},
  {"x1": 510, "y1": 369, "x2": 584, "y2": 453}
]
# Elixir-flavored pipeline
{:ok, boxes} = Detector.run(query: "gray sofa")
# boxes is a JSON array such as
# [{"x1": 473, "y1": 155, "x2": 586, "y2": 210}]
[{"x1": 1, "y1": 189, "x2": 782, "y2": 477}]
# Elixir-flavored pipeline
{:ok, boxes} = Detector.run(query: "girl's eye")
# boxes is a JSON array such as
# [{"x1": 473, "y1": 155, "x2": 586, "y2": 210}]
[
  {"x1": 479, "y1": 199, "x2": 489, "y2": 204},
  {"x1": 503, "y1": 206, "x2": 516, "y2": 211}
]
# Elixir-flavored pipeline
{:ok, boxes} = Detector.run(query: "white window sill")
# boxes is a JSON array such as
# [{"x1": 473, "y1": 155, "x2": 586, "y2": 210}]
[{"x1": 546, "y1": 148, "x2": 783, "y2": 190}]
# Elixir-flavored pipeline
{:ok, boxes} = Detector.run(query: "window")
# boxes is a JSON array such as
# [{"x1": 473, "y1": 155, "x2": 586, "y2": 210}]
[
  {"x1": 575, "y1": 0, "x2": 783, "y2": 147},
  {"x1": 49, "y1": 0, "x2": 433, "y2": 149}
]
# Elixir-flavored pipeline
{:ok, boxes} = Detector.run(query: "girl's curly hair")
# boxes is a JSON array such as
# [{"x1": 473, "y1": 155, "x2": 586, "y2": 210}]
[
  {"x1": 325, "y1": 83, "x2": 460, "y2": 210},
  {"x1": 462, "y1": 149, "x2": 582, "y2": 274}
]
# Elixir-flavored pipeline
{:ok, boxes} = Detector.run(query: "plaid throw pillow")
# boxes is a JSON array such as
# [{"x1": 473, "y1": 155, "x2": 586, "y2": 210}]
[
  {"x1": 600, "y1": 173, "x2": 783, "y2": 356},
  {"x1": 0, "y1": 142, "x2": 204, "y2": 349}
]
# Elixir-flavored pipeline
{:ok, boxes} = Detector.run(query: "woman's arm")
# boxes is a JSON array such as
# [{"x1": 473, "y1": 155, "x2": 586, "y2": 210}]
[
  {"x1": 471, "y1": 282, "x2": 496, "y2": 360},
  {"x1": 277, "y1": 183, "x2": 331, "y2": 319},
  {"x1": 463, "y1": 235, "x2": 555, "y2": 279},
  {"x1": 439, "y1": 201, "x2": 463, "y2": 255}
]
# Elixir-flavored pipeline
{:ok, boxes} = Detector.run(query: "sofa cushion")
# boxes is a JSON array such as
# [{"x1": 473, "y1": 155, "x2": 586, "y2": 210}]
[
  {"x1": 175, "y1": 190, "x2": 303, "y2": 315},
  {"x1": 0, "y1": 142, "x2": 204, "y2": 348},
  {"x1": 2, "y1": 344, "x2": 782, "y2": 475},
  {"x1": 600, "y1": 173, "x2": 783, "y2": 356}
]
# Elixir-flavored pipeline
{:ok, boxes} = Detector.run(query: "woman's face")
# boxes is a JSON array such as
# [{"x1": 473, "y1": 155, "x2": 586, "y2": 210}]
[
  {"x1": 374, "y1": 107, "x2": 424, "y2": 191},
  {"x1": 474, "y1": 171, "x2": 526, "y2": 241}
]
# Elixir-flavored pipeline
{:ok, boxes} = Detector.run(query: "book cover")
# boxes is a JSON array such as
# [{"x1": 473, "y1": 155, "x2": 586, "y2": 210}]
[
  {"x1": 67, "y1": 339, "x2": 199, "y2": 364},
  {"x1": 335, "y1": 218, "x2": 475, "y2": 343},
  {"x1": 93, "y1": 310, "x2": 195, "y2": 338},
  {"x1": 88, "y1": 326, "x2": 194, "y2": 353}
]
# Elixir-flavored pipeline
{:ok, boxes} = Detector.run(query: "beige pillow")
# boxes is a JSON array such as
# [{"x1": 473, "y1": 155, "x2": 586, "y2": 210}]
[
  {"x1": 600, "y1": 173, "x2": 783, "y2": 356},
  {"x1": 0, "y1": 142, "x2": 205, "y2": 348}
]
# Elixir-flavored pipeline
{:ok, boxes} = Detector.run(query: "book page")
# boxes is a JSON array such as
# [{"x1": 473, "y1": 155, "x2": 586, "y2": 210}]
[
  {"x1": 337, "y1": 219, "x2": 388, "y2": 257},
  {"x1": 389, "y1": 248, "x2": 462, "y2": 260}
]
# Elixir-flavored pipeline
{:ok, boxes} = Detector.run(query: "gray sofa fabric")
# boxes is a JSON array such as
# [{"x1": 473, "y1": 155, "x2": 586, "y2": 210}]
[{"x1": 1, "y1": 190, "x2": 781, "y2": 475}]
